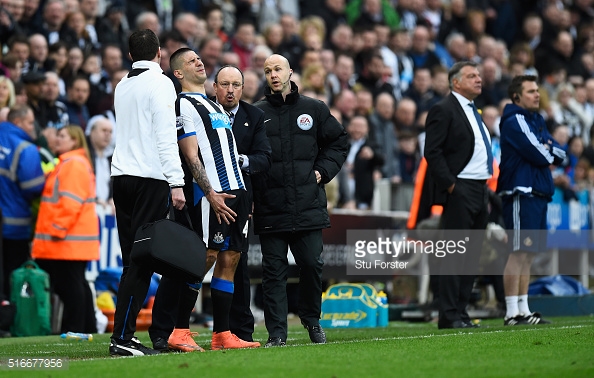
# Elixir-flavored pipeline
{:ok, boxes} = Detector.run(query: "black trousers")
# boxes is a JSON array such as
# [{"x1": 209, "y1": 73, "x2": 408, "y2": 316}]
[
  {"x1": 260, "y1": 230, "x2": 323, "y2": 341},
  {"x1": 111, "y1": 175, "x2": 170, "y2": 340},
  {"x1": 229, "y1": 251, "x2": 255, "y2": 341},
  {"x1": 438, "y1": 178, "x2": 488, "y2": 323},
  {"x1": 36, "y1": 259, "x2": 96, "y2": 334},
  {"x1": 2, "y1": 238, "x2": 30, "y2": 299},
  {"x1": 149, "y1": 276, "x2": 198, "y2": 341}
]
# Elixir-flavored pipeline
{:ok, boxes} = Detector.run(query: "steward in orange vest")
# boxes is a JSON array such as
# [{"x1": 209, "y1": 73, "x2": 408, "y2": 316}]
[{"x1": 32, "y1": 148, "x2": 99, "y2": 261}]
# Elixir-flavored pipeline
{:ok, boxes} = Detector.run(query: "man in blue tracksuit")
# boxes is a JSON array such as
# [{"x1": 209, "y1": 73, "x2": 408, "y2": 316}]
[
  {"x1": 497, "y1": 75, "x2": 566, "y2": 326},
  {"x1": 0, "y1": 105, "x2": 45, "y2": 298}
]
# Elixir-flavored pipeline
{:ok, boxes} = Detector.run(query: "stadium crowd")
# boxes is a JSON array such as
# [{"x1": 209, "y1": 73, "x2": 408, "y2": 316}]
[{"x1": 2, "y1": 0, "x2": 594, "y2": 335}]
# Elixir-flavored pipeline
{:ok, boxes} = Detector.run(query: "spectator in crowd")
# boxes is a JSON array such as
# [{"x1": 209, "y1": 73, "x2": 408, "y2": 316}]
[
  {"x1": 22, "y1": 70, "x2": 49, "y2": 134},
  {"x1": 475, "y1": 57, "x2": 510, "y2": 109},
  {"x1": 354, "y1": 87, "x2": 374, "y2": 117},
  {"x1": 255, "y1": 0, "x2": 299, "y2": 35},
  {"x1": 172, "y1": 12, "x2": 200, "y2": 50},
  {"x1": 408, "y1": 25, "x2": 442, "y2": 70},
  {"x1": 498, "y1": 75, "x2": 565, "y2": 326},
  {"x1": 329, "y1": 23, "x2": 353, "y2": 55},
  {"x1": 332, "y1": 88, "x2": 357, "y2": 125},
  {"x1": 65, "y1": 10, "x2": 94, "y2": 56},
  {"x1": 25, "y1": 34, "x2": 54, "y2": 74},
  {"x1": 61, "y1": 45, "x2": 85, "y2": 86},
  {"x1": 86, "y1": 116, "x2": 113, "y2": 210},
  {"x1": 481, "y1": 105, "x2": 501, "y2": 163},
  {"x1": 356, "y1": 49, "x2": 394, "y2": 99},
  {"x1": 47, "y1": 42, "x2": 68, "y2": 94},
  {"x1": 403, "y1": 67, "x2": 439, "y2": 118},
  {"x1": 63, "y1": 75, "x2": 91, "y2": 130},
  {"x1": 199, "y1": 35, "x2": 223, "y2": 82},
  {"x1": 40, "y1": 0, "x2": 77, "y2": 47},
  {"x1": 424, "y1": 61, "x2": 492, "y2": 329},
  {"x1": 398, "y1": 129, "x2": 420, "y2": 184},
  {"x1": 313, "y1": 0, "x2": 347, "y2": 46},
  {"x1": 277, "y1": 13, "x2": 306, "y2": 71},
  {"x1": 262, "y1": 23, "x2": 284, "y2": 53},
  {"x1": 368, "y1": 92, "x2": 400, "y2": 182},
  {"x1": 445, "y1": 32, "x2": 468, "y2": 67},
  {"x1": 0, "y1": 76, "x2": 16, "y2": 109},
  {"x1": 109, "y1": 29, "x2": 185, "y2": 357},
  {"x1": 78, "y1": 0, "x2": 100, "y2": 50},
  {"x1": 31, "y1": 125, "x2": 99, "y2": 334},
  {"x1": 81, "y1": 51, "x2": 109, "y2": 117},
  {"x1": 0, "y1": 104, "x2": 44, "y2": 298},
  {"x1": 229, "y1": 21, "x2": 256, "y2": 72},
  {"x1": 345, "y1": 0, "x2": 400, "y2": 30},
  {"x1": 381, "y1": 27, "x2": 414, "y2": 99},
  {"x1": 1, "y1": 53, "x2": 24, "y2": 84},
  {"x1": 135, "y1": 11, "x2": 161, "y2": 35},
  {"x1": 241, "y1": 68, "x2": 263, "y2": 104},
  {"x1": 96, "y1": 0, "x2": 129, "y2": 58},
  {"x1": 327, "y1": 53, "x2": 356, "y2": 102},
  {"x1": 252, "y1": 54, "x2": 347, "y2": 347},
  {"x1": 7, "y1": 35, "x2": 30, "y2": 72},
  {"x1": 551, "y1": 83, "x2": 590, "y2": 139},
  {"x1": 204, "y1": 4, "x2": 228, "y2": 44},
  {"x1": 43, "y1": 71, "x2": 69, "y2": 130},
  {"x1": 338, "y1": 115, "x2": 384, "y2": 209},
  {"x1": 394, "y1": 97, "x2": 418, "y2": 135},
  {"x1": 519, "y1": 13, "x2": 543, "y2": 50}
]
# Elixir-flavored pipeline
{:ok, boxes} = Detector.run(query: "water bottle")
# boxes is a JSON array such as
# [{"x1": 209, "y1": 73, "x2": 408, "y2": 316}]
[
  {"x1": 60, "y1": 332, "x2": 93, "y2": 341},
  {"x1": 376, "y1": 291, "x2": 389, "y2": 327}
]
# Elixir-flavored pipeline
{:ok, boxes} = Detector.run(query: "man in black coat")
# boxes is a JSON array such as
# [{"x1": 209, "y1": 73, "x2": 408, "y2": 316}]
[
  {"x1": 424, "y1": 61, "x2": 493, "y2": 329},
  {"x1": 212, "y1": 65, "x2": 272, "y2": 343},
  {"x1": 252, "y1": 54, "x2": 347, "y2": 347}
]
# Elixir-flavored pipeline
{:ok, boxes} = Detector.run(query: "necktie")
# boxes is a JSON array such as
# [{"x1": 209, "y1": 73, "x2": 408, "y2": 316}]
[
  {"x1": 229, "y1": 112, "x2": 235, "y2": 126},
  {"x1": 469, "y1": 102, "x2": 493, "y2": 175}
]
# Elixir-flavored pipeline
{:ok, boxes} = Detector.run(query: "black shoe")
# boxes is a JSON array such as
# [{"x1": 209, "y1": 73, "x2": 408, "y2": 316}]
[
  {"x1": 503, "y1": 315, "x2": 530, "y2": 326},
  {"x1": 305, "y1": 324, "x2": 326, "y2": 344},
  {"x1": 264, "y1": 337, "x2": 286, "y2": 347},
  {"x1": 110, "y1": 337, "x2": 160, "y2": 356},
  {"x1": 152, "y1": 337, "x2": 170, "y2": 353},
  {"x1": 463, "y1": 320, "x2": 480, "y2": 328},
  {"x1": 522, "y1": 312, "x2": 551, "y2": 325},
  {"x1": 438, "y1": 320, "x2": 469, "y2": 329}
]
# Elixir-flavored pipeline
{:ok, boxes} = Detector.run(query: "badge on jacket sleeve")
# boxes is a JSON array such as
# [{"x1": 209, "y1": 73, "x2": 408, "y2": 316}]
[{"x1": 297, "y1": 114, "x2": 313, "y2": 130}]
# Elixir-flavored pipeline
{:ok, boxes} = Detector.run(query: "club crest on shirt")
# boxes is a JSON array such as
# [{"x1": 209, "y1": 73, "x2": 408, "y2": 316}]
[
  {"x1": 524, "y1": 237, "x2": 533, "y2": 247},
  {"x1": 297, "y1": 114, "x2": 313, "y2": 130},
  {"x1": 176, "y1": 115, "x2": 184, "y2": 129},
  {"x1": 213, "y1": 232, "x2": 224, "y2": 244}
]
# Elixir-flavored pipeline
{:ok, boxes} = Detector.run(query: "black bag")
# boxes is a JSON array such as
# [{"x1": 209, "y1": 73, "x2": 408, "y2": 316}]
[{"x1": 131, "y1": 206, "x2": 206, "y2": 284}]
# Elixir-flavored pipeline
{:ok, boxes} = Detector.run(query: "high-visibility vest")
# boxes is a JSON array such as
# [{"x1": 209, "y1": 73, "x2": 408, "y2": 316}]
[{"x1": 32, "y1": 149, "x2": 99, "y2": 261}]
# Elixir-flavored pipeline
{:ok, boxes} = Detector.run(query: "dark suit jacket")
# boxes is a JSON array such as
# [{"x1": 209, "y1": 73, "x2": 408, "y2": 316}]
[
  {"x1": 232, "y1": 100, "x2": 272, "y2": 192},
  {"x1": 424, "y1": 93, "x2": 476, "y2": 205}
]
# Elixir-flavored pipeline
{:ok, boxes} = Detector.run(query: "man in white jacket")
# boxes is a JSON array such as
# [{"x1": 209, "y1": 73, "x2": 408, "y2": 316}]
[{"x1": 109, "y1": 29, "x2": 186, "y2": 357}]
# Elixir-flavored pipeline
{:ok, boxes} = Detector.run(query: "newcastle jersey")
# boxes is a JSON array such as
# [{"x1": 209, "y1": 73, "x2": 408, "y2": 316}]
[{"x1": 176, "y1": 92, "x2": 245, "y2": 195}]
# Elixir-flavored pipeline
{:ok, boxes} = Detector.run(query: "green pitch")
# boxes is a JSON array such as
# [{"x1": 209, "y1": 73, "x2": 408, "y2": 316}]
[{"x1": 0, "y1": 316, "x2": 592, "y2": 377}]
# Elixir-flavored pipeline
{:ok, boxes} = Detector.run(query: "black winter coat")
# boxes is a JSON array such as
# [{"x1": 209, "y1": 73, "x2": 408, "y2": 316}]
[{"x1": 252, "y1": 82, "x2": 347, "y2": 234}]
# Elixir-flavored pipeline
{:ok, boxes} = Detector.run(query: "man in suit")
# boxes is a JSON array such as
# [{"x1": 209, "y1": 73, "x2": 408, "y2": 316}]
[
  {"x1": 424, "y1": 61, "x2": 493, "y2": 329},
  {"x1": 212, "y1": 65, "x2": 272, "y2": 343}
]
